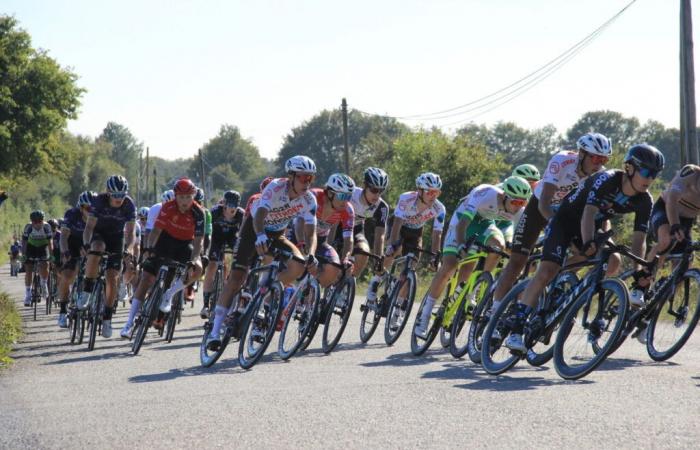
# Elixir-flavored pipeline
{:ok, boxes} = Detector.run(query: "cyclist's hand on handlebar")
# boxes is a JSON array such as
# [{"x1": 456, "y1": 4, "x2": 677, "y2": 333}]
[
  {"x1": 255, "y1": 233, "x2": 269, "y2": 256},
  {"x1": 632, "y1": 268, "x2": 653, "y2": 288},
  {"x1": 670, "y1": 224, "x2": 686, "y2": 243},
  {"x1": 429, "y1": 253, "x2": 441, "y2": 272},
  {"x1": 580, "y1": 239, "x2": 598, "y2": 258}
]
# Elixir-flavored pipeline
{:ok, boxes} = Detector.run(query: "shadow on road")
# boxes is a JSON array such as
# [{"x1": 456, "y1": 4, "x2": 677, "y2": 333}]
[
  {"x1": 298, "y1": 341, "x2": 387, "y2": 358},
  {"x1": 596, "y1": 357, "x2": 679, "y2": 372},
  {"x1": 360, "y1": 349, "x2": 449, "y2": 368},
  {"x1": 45, "y1": 350, "x2": 133, "y2": 365},
  {"x1": 455, "y1": 374, "x2": 594, "y2": 391}
]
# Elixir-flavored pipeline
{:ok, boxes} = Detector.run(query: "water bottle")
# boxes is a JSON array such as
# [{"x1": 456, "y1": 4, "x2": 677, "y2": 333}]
[{"x1": 629, "y1": 289, "x2": 645, "y2": 307}]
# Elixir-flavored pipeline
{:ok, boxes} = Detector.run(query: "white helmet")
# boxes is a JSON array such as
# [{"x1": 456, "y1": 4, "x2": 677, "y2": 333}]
[
  {"x1": 364, "y1": 167, "x2": 389, "y2": 189},
  {"x1": 577, "y1": 132, "x2": 612, "y2": 157},
  {"x1": 416, "y1": 172, "x2": 442, "y2": 190},
  {"x1": 285, "y1": 155, "x2": 317, "y2": 174},
  {"x1": 161, "y1": 189, "x2": 175, "y2": 202},
  {"x1": 325, "y1": 173, "x2": 355, "y2": 194}
]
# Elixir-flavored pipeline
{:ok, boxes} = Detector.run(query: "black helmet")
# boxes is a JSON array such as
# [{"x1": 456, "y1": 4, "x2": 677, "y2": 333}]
[
  {"x1": 195, "y1": 187, "x2": 204, "y2": 203},
  {"x1": 624, "y1": 144, "x2": 665, "y2": 178},
  {"x1": 48, "y1": 219, "x2": 59, "y2": 230},
  {"x1": 30, "y1": 210, "x2": 45, "y2": 222},
  {"x1": 223, "y1": 190, "x2": 241, "y2": 208}
]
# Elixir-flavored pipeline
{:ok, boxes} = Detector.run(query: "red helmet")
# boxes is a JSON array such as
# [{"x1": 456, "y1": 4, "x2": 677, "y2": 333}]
[
  {"x1": 260, "y1": 176, "x2": 274, "y2": 192},
  {"x1": 174, "y1": 178, "x2": 196, "y2": 196}
]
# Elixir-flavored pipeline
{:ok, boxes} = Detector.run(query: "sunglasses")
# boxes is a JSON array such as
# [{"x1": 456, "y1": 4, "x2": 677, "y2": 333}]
[
  {"x1": 423, "y1": 188, "x2": 441, "y2": 195},
  {"x1": 367, "y1": 186, "x2": 385, "y2": 195},
  {"x1": 588, "y1": 154, "x2": 609, "y2": 165},
  {"x1": 638, "y1": 167, "x2": 660, "y2": 179},
  {"x1": 110, "y1": 192, "x2": 127, "y2": 199},
  {"x1": 508, "y1": 197, "x2": 528, "y2": 207},
  {"x1": 295, "y1": 173, "x2": 315, "y2": 183},
  {"x1": 334, "y1": 192, "x2": 352, "y2": 201}
]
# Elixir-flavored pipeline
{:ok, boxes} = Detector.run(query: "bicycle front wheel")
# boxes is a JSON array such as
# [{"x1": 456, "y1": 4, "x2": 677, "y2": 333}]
[
  {"x1": 322, "y1": 277, "x2": 356, "y2": 354},
  {"x1": 238, "y1": 282, "x2": 284, "y2": 369},
  {"x1": 554, "y1": 279, "x2": 628, "y2": 380},
  {"x1": 384, "y1": 271, "x2": 417, "y2": 346},
  {"x1": 451, "y1": 271, "x2": 493, "y2": 361},
  {"x1": 410, "y1": 293, "x2": 442, "y2": 356},
  {"x1": 87, "y1": 284, "x2": 104, "y2": 351},
  {"x1": 279, "y1": 282, "x2": 320, "y2": 359},
  {"x1": 132, "y1": 287, "x2": 160, "y2": 355},
  {"x1": 647, "y1": 269, "x2": 700, "y2": 362}
]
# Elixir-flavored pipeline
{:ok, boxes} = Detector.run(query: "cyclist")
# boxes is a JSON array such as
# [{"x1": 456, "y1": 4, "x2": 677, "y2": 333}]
[
  {"x1": 80, "y1": 175, "x2": 137, "y2": 338},
  {"x1": 415, "y1": 176, "x2": 532, "y2": 338},
  {"x1": 137, "y1": 206, "x2": 149, "y2": 254},
  {"x1": 57, "y1": 191, "x2": 95, "y2": 327},
  {"x1": 367, "y1": 172, "x2": 446, "y2": 329},
  {"x1": 511, "y1": 164, "x2": 541, "y2": 190},
  {"x1": 504, "y1": 144, "x2": 664, "y2": 352},
  {"x1": 205, "y1": 156, "x2": 318, "y2": 350},
  {"x1": 200, "y1": 189, "x2": 244, "y2": 318},
  {"x1": 346, "y1": 167, "x2": 390, "y2": 277},
  {"x1": 120, "y1": 178, "x2": 204, "y2": 336},
  {"x1": 9, "y1": 239, "x2": 21, "y2": 276},
  {"x1": 490, "y1": 133, "x2": 611, "y2": 314},
  {"x1": 21, "y1": 210, "x2": 53, "y2": 306}
]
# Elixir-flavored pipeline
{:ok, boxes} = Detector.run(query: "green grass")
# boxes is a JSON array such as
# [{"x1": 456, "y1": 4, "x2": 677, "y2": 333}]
[{"x1": 0, "y1": 291, "x2": 22, "y2": 368}]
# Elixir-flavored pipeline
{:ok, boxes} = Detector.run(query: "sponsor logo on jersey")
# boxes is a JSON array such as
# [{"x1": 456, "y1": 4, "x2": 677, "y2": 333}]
[{"x1": 549, "y1": 162, "x2": 560, "y2": 175}]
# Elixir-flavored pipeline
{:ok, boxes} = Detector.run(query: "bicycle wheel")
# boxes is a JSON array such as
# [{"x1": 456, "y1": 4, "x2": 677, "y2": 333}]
[
  {"x1": 238, "y1": 282, "x2": 284, "y2": 369},
  {"x1": 199, "y1": 320, "x2": 232, "y2": 368},
  {"x1": 480, "y1": 280, "x2": 528, "y2": 375},
  {"x1": 647, "y1": 269, "x2": 700, "y2": 362},
  {"x1": 165, "y1": 292, "x2": 183, "y2": 343},
  {"x1": 359, "y1": 296, "x2": 381, "y2": 343},
  {"x1": 526, "y1": 272, "x2": 579, "y2": 367},
  {"x1": 554, "y1": 278, "x2": 628, "y2": 380},
  {"x1": 69, "y1": 309, "x2": 82, "y2": 344},
  {"x1": 410, "y1": 293, "x2": 443, "y2": 356},
  {"x1": 279, "y1": 282, "x2": 320, "y2": 359},
  {"x1": 384, "y1": 271, "x2": 417, "y2": 346},
  {"x1": 132, "y1": 286, "x2": 161, "y2": 355},
  {"x1": 322, "y1": 277, "x2": 356, "y2": 353},
  {"x1": 32, "y1": 274, "x2": 39, "y2": 321},
  {"x1": 299, "y1": 291, "x2": 324, "y2": 352},
  {"x1": 451, "y1": 271, "x2": 493, "y2": 361},
  {"x1": 46, "y1": 273, "x2": 53, "y2": 315},
  {"x1": 87, "y1": 283, "x2": 104, "y2": 351}
]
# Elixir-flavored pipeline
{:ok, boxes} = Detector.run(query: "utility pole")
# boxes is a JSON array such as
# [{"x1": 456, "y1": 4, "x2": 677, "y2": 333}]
[
  {"x1": 145, "y1": 147, "x2": 150, "y2": 204},
  {"x1": 341, "y1": 98, "x2": 350, "y2": 174},
  {"x1": 680, "y1": 0, "x2": 699, "y2": 165},
  {"x1": 137, "y1": 152, "x2": 142, "y2": 206},
  {"x1": 153, "y1": 167, "x2": 157, "y2": 202},
  {"x1": 198, "y1": 148, "x2": 206, "y2": 206}
]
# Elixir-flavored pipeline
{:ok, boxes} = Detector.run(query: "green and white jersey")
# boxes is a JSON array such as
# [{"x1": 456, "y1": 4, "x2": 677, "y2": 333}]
[{"x1": 22, "y1": 223, "x2": 53, "y2": 247}]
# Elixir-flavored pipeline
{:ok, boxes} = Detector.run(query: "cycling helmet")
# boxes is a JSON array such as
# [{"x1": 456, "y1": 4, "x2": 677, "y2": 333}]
[
  {"x1": 415, "y1": 172, "x2": 442, "y2": 190},
  {"x1": 364, "y1": 167, "x2": 389, "y2": 189},
  {"x1": 223, "y1": 190, "x2": 241, "y2": 208},
  {"x1": 260, "y1": 176, "x2": 274, "y2": 192},
  {"x1": 30, "y1": 210, "x2": 45, "y2": 222},
  {"x1": 174, "y1": 178, "x2": 197, "y2": 196},
  {"x1": 502, "y1": 176, "x2": 532, "y2": 200},
  {"x1": 624, "y1": 144, "x2": 665, "y2": 174},
  {"x1": 512, "y1": 164, "x2": 541, "y2": 182},
  {"x1": 77, "y1": 190, "x2": 96, "y2": 208},
  {"x1": 285, "y1": 155, "x2": 317, "y2": 174},
  {"x1": 138, "y1": 206, "x2": 150, "y2": 218},
  {"x1": 106, "y1": 175, "x2": 128, "y2": 193},
  {"x1": 161, "y1": 190, "x2": 175, "y2": 202},
  {"x1": 325, "y1": 173, "x2": 355, "y2": 194},
  {"x1": 195, "y1": 187, "x2": 205, "y2": 203},
  {"x1": 48, "y1": 219, "x2": 59, "y2": 230},
  {"x1": 577, "y1": 132, "x2": 612, "y2": 157}
]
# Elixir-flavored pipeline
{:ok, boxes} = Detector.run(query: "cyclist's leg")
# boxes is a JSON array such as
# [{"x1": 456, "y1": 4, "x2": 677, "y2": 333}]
[
  {"x1": 351, "y1": 226, "x2": 370, "y2": 277},
  {"x1": 102, "y1": 233, "x2": 125, "y2": 312},
  {"x1": 482, "y1": 225, "x2": 506, "y2": 273},
  {"x1": 315, "y1": 242, "x2": 341, "y2": 288},
  {"x1": 202, "y1": 242, "x2": 222, "y2": 311},
  {"x1": 274, "y1": 235, "x2": 306, "y2": 286},
  {"x1": 23, "y1": 259, "x2": 33, "y2": 304},
  {"x1": 80, "y1": 237, "x2": 105, "y2": 309}
]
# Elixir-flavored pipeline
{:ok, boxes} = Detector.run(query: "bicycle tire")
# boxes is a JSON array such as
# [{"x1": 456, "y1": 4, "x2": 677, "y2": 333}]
[
  {"x1": 164, "y1": 292, "x2": 183, "y2": 343},
  {"x1": 69, "y1": 310, "x2": 81, "y2": 344},
  {"x1": 199, "y1": 321, "x2": 232, "y2": 367},
  {"x1": 299, "y1": 294, "x2": 323, "y2": 352},
  {"x1": 279, "y1": 284, "x2": 318, "y2": 359},
  {"x1": 384, "y1": 271, "x2": 417, "y2": 346},
  {"x1": 131, "y1": 285, "x2": 161, "y2": 355},
  {"x1": 46, "y1": 272, "x2": 53, "y2": 315},
  {"x1": 451, "y1": 271, "x2": 493, "y2": 361},
  {"x1": 359, "y1": 297, "x2": 381, "y2": 343},
  {"x1": 410, "y1": 292, "x2": 442, "y2": 356},
  {"x1": 32, "y1": 273, "x2": 39, "y2": 321},
  {"x1": 322, "y1": 277, "x2": 356, "y2": 354},
  {"x1": 647, "y1": 269, "x2": 700, "y2": 362},
  {"x1": 553, "y1": 278, "x2": 628, "y2": 380},
  {"x1": 238, "y1": 282, "x2": 284, "y2": 369},
  {"x1": 480, "y1": 280, "x2": 527, "y2": 375},
  {"x1": 87, "y1": 282, "x2": 104, "y2": 352}
]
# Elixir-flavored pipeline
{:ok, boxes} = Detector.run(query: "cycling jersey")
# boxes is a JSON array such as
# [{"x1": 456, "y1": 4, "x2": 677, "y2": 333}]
[
  {"x1": 154, "y1": 200, "x2": 205, "y2": 241},
  {"x1": 22, "y1": 223, "x2": 53, "y2": 247},
  {"x1": 204, "y1": 208, "x2": 212, "y2": 236},
  {"x1": 454, "y1": 184, "x2": 519, "y2": 223},
  {"x1": 394, "y1": 191, "x2": 446, "y2": 231},
  {"x1": 89, "y1": 193, "x2": 136, "y2": 234},
  {"x1": 350, "y1": 187, "x2": 389, "y2": 228},
  {"x1": 254, "y1": 178, "x2": 317, "y2": 232},
  {"x1": 244, "y1": 193, "x2": 261, "y2": 217},
  {"x1": 533, "y1": 151, "x2": 587, "y2": 206},
  {"x1": 312, "y1": 188, "x2": 354, "y2": 238},
  {"x1": 211, "y1": 204, "x2": 244, "y2": 237},
  {"x1": 62, "y1": 207, "x2": 86, "y2": 235},
  {"x1": 145, "y1": 202, "x2": 162, "y2": 231}
]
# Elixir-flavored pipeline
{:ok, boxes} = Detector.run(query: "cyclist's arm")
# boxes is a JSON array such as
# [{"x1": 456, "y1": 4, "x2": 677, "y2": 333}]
[
  {"x1": 304, "y1": 223, "x2": 317, "y2": 256},
  {"x1": 387, "y1": 216, "x2": 404, "y2": 246},
  {"x1": 252, "y1": 207, "x2": 268, "y2": 235},
  {"x1": 83, "y1": 216, "x2": 97, "y2": 247},
  {"x1": 666, "y1": 175, "x2": 689, "y2": 227},
  {"x1": 59, "y1": 227, "x2": 70, "y2": 254},
  {"x1": 537, "y1": 183, "x2": 557, "y2": 220},
  {"x1": 124, "y1": 221, "x2": 136, "y2": 254},
  {"x1": 430, "y1": 228, "x2": 442, "y2": 255},
  {"x1": 455, "y1": 215, "x2": 473, "y2": 248},
  {"x1": 372, "y1": 226, "x2": 385, "y2": 256},
  {"x1": 191, "y1": 235, "x2": 203, "y2": 263},
  {"x1": 580, "y1": 205, "x2": 599, "y2": 245},
  {"x1": 631, "y1": 231, "x2": 646, "y2": 266},
  {"x1": 341, "y1": 236, "x2": 353, "y2": 261},
  {"x1": 146, "y1": 226, "x2": 163, "y2": 250}
]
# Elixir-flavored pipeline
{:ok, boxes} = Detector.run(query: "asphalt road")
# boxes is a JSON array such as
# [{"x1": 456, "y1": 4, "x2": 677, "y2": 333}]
[{"x1": 2, "y1": 264, "x2": 700, "y2": 449}]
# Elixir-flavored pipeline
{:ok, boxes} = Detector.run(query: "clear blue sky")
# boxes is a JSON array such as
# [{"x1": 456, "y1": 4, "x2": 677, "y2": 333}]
[{"x1": 3, "y1": 0, "x2": 693, "y2": 160}]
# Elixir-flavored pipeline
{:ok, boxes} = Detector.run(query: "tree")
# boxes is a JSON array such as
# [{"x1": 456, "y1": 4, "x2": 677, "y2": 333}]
[
  {"x1": 565, "y1": 110, "x2": 640, "y2": 153},
  {"x1": 98, "y1": 122, "x2": 144, "y2": 184},
  {"x1": 0, "y1": 15, "x2": 84, "y2": 175}
]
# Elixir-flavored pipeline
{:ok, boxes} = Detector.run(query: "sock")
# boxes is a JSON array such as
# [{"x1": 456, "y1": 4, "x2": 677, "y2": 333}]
[
  {"x1": 491, "y1": 298, "x2": 502, "y2": 312},
  {"x1": 421, "y1": 296, "x2": 436, "y2": 322},
  {"x1": 25, "y1": 286, "x2": 31, "y2": 295},
  {"x1": 167, "y1": 277, "x2": 185, "y2": 296},
  {"x1": 211, "y1": 305, "x2": 228, "y2": 337},
  {"x1": 41, "y1": 277, "x2": 48, "y2": 288},
  {"x1": 60, "y1": 302, "x2": 67, "y2": 314},
  {"x1": 127, "y1": 298, "x2": 141, "y2": 327},
  {"x1": 103, "y1": 308, "x2": 112, "y2": 320}
]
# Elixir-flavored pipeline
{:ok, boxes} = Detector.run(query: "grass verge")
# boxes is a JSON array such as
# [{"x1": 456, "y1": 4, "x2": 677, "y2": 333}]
[{"x1": 0, "y1": 291, "x2": 22, "y2": 368}]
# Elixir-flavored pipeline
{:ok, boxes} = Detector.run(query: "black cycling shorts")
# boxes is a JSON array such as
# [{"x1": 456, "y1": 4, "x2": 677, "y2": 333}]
[
  {"x1": 92, "y1": 231, "x2": 124, "y2": 271},
  {"x1": 25, "y1": 245, "x2": 49, "y2": 261},
  {"x1": 142, "y1": 231, "x2": 193, "y2": 276},
  {"x1": 231, "y1": 218, "x2": 297, "y2": 271},
  {"x1": 511, "y1": 196, "x2": 548, "y2": 256},
  {"x1": 61, "y1": 235, "x2": 83, "y2": 271},
  {"x1": 650, "y1": 197, "x2": 695, "y2": 254},
  {"x1": 541, "y1": 215, "x2": 582, "y2": 266}
]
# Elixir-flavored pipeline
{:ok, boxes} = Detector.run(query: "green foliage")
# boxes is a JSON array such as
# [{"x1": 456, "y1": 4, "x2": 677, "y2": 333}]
[
  {"x1": 0, "y1": 15, "x2": 84, "y2": 176},
  {"x1": 0, "y1": 292, "x2": 22, "y2": 367},
  {"x1": 99, "y1": 122, "x2": 144, "y2": 185}
]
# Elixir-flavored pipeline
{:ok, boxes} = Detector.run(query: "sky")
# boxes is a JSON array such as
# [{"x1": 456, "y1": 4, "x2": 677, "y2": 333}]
[{"x1": 3, "y1": 0, "x2": 695, "y2": 160}]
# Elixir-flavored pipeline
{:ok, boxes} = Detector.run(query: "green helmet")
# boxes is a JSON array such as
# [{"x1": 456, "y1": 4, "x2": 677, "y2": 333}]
[
  {"x1": 502, "y1": 176, "x2": 532, "y2": 200},
  {"x1": 512, "y1": 164, "x2": 540, "y2": 182}
]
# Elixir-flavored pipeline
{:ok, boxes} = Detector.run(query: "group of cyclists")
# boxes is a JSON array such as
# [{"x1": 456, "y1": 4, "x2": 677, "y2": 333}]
[{"x1": 12, "y1": 130, "x2": 700, "y2": 379}]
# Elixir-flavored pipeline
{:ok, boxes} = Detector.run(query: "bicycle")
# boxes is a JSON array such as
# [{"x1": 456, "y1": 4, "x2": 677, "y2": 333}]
[
  {"x1": 358, "y1": 246, "x2": 435, "y2": 346},
  {"x1": 278, "y1": 270, "x2": 321, "y2": 359},
  {"x1": 131, "y1": 258, "x2": 190, "y2": 355},
  {"x1": 26, "y1": 257, "x2": 48, "y2": 321},
  {"x1": 46, "y1": 262, "x2": 59, "y2": 315},
  {"x1": 410, "y1": 239, "x2": 510, "y2": 357},
  {"x1": 200, "y1": 249, "x2": 233, "y2": 319},
  {"x1": 68, "y1": 259, "x2": 86, "y2": 345},
  {"x1": 83, "y1": 251, "x2": 121, "y2": 351}
]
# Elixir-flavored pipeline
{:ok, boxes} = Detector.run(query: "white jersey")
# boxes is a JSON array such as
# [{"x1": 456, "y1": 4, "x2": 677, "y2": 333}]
[
  {"x1": 533, "y1": 151, "x2": 587, "y2": 206},
  {"x1": 452, "y1": 184, "x2": 519, "y2": 225},
  {"x1": 394, "y1": 191, "x2": 446, "y2": 231},
  {"x1": 145, "y1": 202, "x2": 162, "y2": 231},
  {"x1": 350, "y1": 187, "x2": 390, "y2": 227},
  {"x1": 254, "y1": 178, "x2": 317, "y2": 232}
]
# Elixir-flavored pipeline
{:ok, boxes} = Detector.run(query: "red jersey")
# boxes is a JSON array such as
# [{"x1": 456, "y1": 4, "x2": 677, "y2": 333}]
[
  {"x1": 312, "y1": 188, "x2": 354, "y2": 238},
  {"x1": 155, "y1": 200, "x2": 205, "y2": 241}
]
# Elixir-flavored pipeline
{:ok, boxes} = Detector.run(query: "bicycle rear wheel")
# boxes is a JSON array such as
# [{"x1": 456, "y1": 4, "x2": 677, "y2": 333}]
[
  {"x1": 384, "y1": 271, "x2": 417, "y2": 346},
  {"x1": 450, "y1": 272, "x2": 493, "y2": 361},
  {"x1": 322, "y1": 277, "x2": 356, "y2": 354},
  {"x1": 132, "y1": 286, "x2": 160, "y2": 355},
  {"x1": 279, "y1": 282, "x2": 320, "y2": 359},
  {"x1": 238, "y1": 282, "x2": 283, "y2": 369},
  {"x1": 199, "y1": 320, "x2": 232, "y2": 368},
  {"x1": 359, "y1": 297, "x2": 381, "y2": 343},
  {"x1": 647, "y1": 269, "x2": 700, "y2": 362},
  {"x1": 554, "y1": 279, "x2": 628, "y2": 380},
  {"x1": 410, "y1": 293, "x2": 442, "y2": 356}
]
